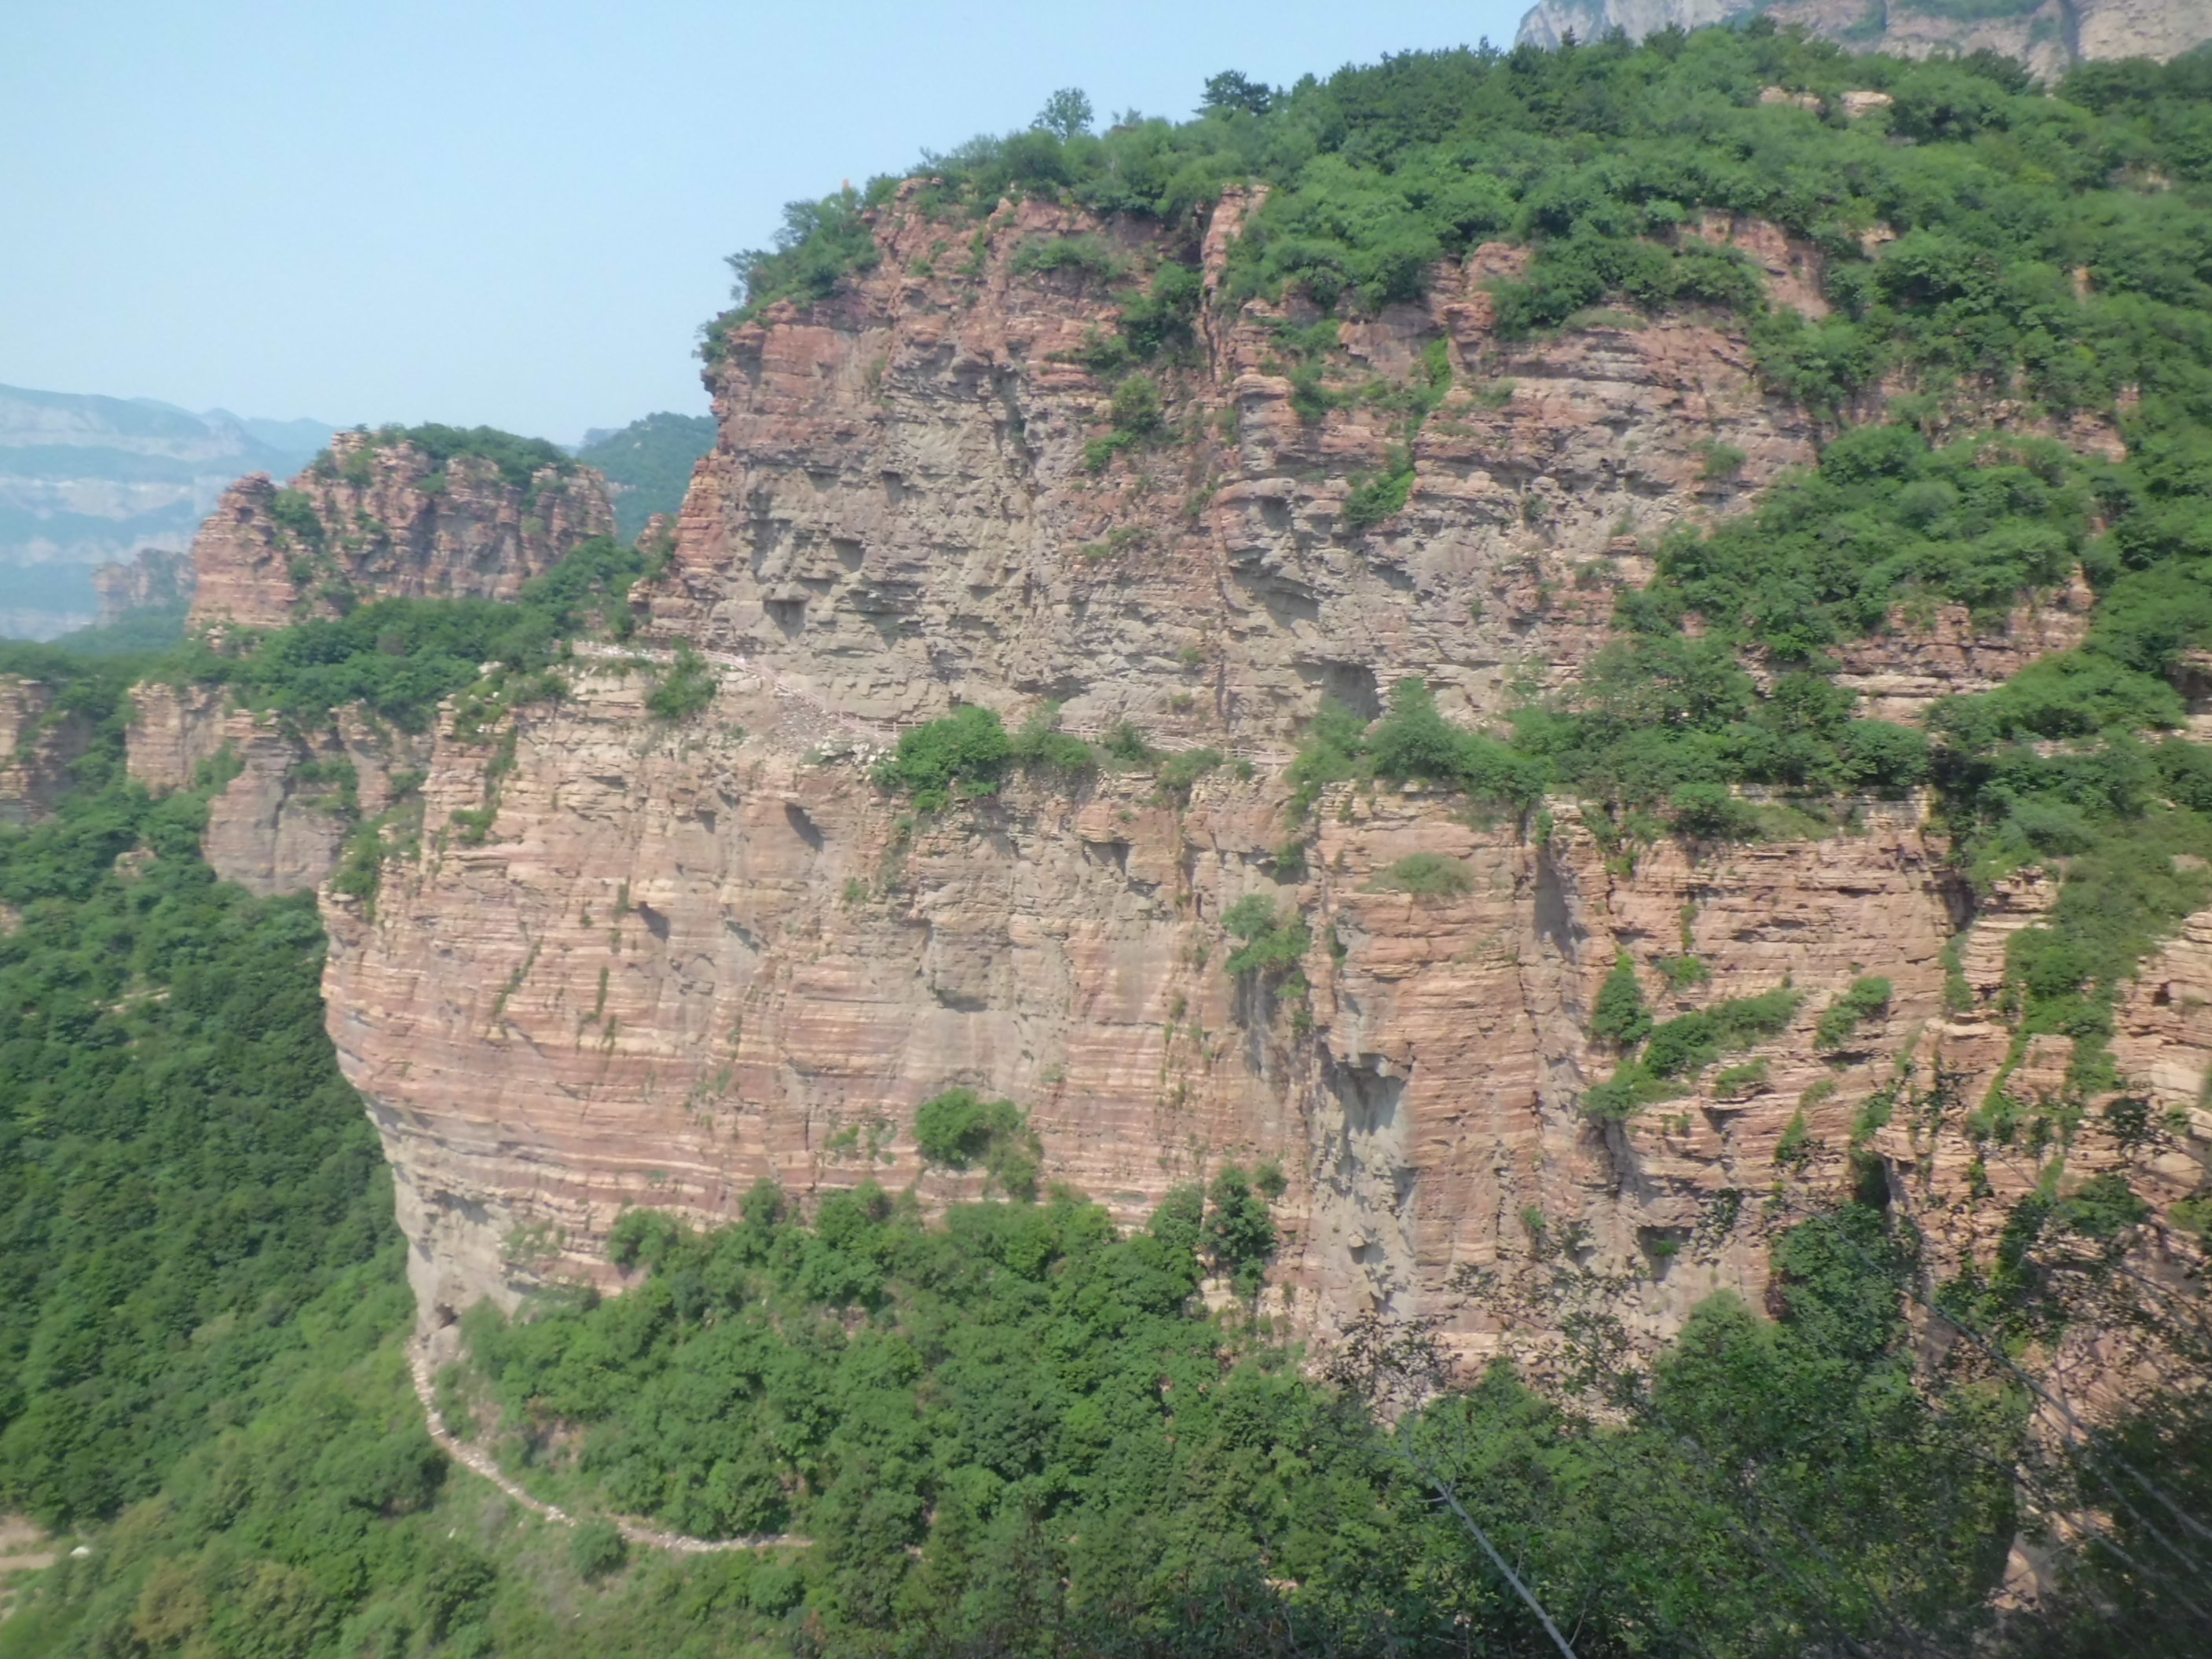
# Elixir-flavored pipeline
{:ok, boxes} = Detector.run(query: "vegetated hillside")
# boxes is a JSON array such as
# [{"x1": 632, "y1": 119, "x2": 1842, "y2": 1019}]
[
  {"x1": 5, "y1": 24, "x2": 2212, "y2": 1658},
  {"x1": 1515, "y1": 0, "x2": 2212, "y2": 75},
  {"x1": 0, "y1": 654, "x2": 2192, "y2": 1654},
  {"x1": 0, "y1": 385, "x2": 332, "y2": 642},
  {"x1": 185, "y1": 423, "x2": 616, "y2": 633},
  {"x1": 346, "y1": 20, "x2": 2212, "y2": 1336},
  {"x1": 576, "y1": 412, "x2": 717, "y2": 542}
]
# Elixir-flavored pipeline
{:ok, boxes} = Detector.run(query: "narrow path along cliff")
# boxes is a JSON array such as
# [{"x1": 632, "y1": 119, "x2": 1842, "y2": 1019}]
[{"x1": 407, "y1": 1338, "x2": 811, "y2": 1555}]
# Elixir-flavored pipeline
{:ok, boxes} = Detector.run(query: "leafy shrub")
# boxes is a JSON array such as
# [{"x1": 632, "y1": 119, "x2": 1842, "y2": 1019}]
[
  {"x1": 1287, "y1": 696, "x2": 1367, "y2": 816},
  {"x1": 1222, "y1": 893, "x2": 1309, "y2": 980},
  {"x1": 1667, "y1": 782, "x2": 1764, "y2": 841},
  {"x1": 913, "y1": 1088, "x2": 1040, "y2": 1200},
  {"x1": 1108, "y1": 373, "x2": 1163, "y2": 435},
  {"x1": 1156, "y1": 746, "x2": 1223, "y2": 801},
  {"x1": 1009, "y1": 707, "x2": 1096, "y2": 778},
  {"x1": 1100, "y1": 720, "x2": 1159, "y2": 766},
  {"x1": 712, "y1": 186, "x2": 881, "y2": 337},
  {"x1": 1591, "y1": 957, "x2": 1654, "y2": 1048},
  {"x1": 875, "y1": 706, "x2": 1012, "y2": 808},
  {"x1": 1341, "y1": 453, "x2": 1415, "y2": 532},
  {"x1": 1010, "y1": 235, "x2": 1125, "y2": 281},
  {"x1": 1203, "y1": 1166, "x2": 1279, "y2": 1298},
  {"x1": 1117, "y1": 262, "x2": 1203, "y2": 358},
  {"x1": 569, "y1": 1519, "x2": 628, "y2": 1580},
  {"x1": 1643, "y1": 987, "x2": 1803, "y2": 1080},
  {"x1": 1816, "y1": 977, "x2": 1893, "y2": 1051},
  {"x1": 1368, "y1": 679, "x2": 1544, "y2": 806},
  {"x1": 267, "y1": 487, "x2": 325, "y2": 548},
  {"x1": 646, "y1": 645, "x2": 714, "y2": 721},
  {"x1": 1712, "y1": 1060, "x2": 1771, "y2": 1101},
  {"x1": 1368, "y1": 851, "x2": 1472, "y2": 897}
]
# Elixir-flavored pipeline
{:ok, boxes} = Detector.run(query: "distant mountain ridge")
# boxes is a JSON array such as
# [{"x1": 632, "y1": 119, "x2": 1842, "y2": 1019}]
[
  {"x1": 0, "y1": 383, "x2": 335, "y2": 640},
  {"x1": 1515, "y1": 0, "x2": 2212, "y2": 76},
  {"x1": 573, "y1": 412, "x2": 716, "y2": 542}
]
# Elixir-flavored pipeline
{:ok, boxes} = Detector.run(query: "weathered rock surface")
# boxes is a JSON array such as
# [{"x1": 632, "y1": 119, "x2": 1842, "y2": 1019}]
[
  {"x1": 187, "y1": 430, "x2": 613, "y2": 632},
  {"x1": 0, "y1": 675, "x2": 93, "y2": 826},
  {"x1": 1515, "y1": 0, "x2": 2212, "y2": 75},
  {"x1": 92, "y1": 546, "x2": 195, "y2": 624},
  {"x1": 296, "y1": 195, "x2": 2208, "y2": 1357},
  {"x1": 126, "y1": 681, "x2": 426, "y2": 896}
]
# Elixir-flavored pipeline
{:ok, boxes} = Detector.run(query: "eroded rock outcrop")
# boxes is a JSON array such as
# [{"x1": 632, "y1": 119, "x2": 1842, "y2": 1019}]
[
  {"x1": 0, "y1": 675, "x2": 93, "y2": 826},
  {"x1": 187, "y1": 430, "x2": 613, "y2": 632},
  {"x1": 126, "y1": 681, "x2": 427, "y2": 896},
  {"x1": 1515, "y1": 0, "x2": 2212, "y2": 77},
  {"x1": 300, "y1": 192, "x2": 2208, "y2": 1358}
]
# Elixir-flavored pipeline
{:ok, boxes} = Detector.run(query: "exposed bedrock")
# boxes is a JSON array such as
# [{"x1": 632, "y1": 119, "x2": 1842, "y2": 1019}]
[{"x1": 255, "y1": 195, "x2": 2203, "y2": 1350}]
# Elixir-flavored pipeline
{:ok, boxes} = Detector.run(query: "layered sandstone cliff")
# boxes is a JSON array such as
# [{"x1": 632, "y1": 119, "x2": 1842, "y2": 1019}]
[
  {"x1": 187, "y1": 430, "x2": 613, "y2": 632},
  {"x1": 1516, "y1": 0, "x2": 2212, "y2": 77},
  {"x1": 291, "y1": 190, "x2": 2209, "y2": 1364},
  {"x1": 125, "y1": 681, "x2": 428, "y2": 897},
  {"x1": 92, "y1": 546, "x2": 194, "y2": 625},
  {"x1": 0, "y1": 675, "x2": 93, "y2": 826}
]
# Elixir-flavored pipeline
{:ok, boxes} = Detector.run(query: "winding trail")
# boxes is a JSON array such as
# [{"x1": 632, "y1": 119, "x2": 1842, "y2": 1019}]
[
  {"x1": 408, "y1": 1339, "x2": 809, "y2": 1555},
  {"x1": 573, "y1": 642, "x2": 1298, "y2": 767}
]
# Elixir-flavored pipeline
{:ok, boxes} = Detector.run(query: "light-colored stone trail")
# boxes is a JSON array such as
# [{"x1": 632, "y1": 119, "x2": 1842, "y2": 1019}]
[
  {"x1": 408, "y1": 1339, "x2": 808, "y2": 1555},
  {"x1": 570, "y1": 640, "x2": 1297, "y2": 766}
]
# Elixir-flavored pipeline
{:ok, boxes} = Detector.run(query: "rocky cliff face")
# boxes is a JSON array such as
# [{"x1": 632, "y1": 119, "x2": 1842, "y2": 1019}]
[
  {"x1": 92, "y1": 547, "x2": 195, "y2": 626},
  {"x1": 0, "y1": 676, "x2": 93, "y2": 826},
  {"x1": 1516, "y1": 0, "x2": 2212, "y2": 77},
  {"x1": 297, "y1": 192, "x2": 2209, "y2": 1359},
  {"x1": 125, "y1": 682, "x2": 428, "y2": 897},
  {"x1": 187, "y1": 430, "x2": 614, "y2": 632}
]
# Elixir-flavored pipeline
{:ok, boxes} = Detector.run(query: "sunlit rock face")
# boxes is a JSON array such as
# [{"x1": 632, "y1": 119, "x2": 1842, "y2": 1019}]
[
  {"x1": 1516, "y1": 0, "x2": 2212, "y2": 82},
  {"x1": 126, "y1": 186, "x2": 2192, "y2": 1363}
]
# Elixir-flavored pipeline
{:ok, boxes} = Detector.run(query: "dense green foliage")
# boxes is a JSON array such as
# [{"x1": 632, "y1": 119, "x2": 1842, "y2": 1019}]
[
  {"x1": 646, "y1": 643, "x2": 715, "y2": 722},
  {"x1": 1584, "y1": 984, "x2": 1804, "y2": 1120},
  {"x1": 714, "y1": 31, "x2": 2212, "y2": 370},
  {"x1": 1816, "y1": 974, "x2": 1893, "y2": 1049},
  {"x1": 145, "y1": 533, "x2": 655, "y2": 733},
  {"x1": 1288, "y1": 679, "x2": 1546, "y2": 817},
  {"x1": 1220, "y1": 892, "x2": 1311, "y2": 982},
  {"x1": 912, "y1": 1089, "x2": 1042, "y2": 1199},
  {"x1": 1590, "y1": 956, "x2": 1654, "y2": 1049},
  {"x1": 872, "y1": 705, "x2": 1013, "y2": 810},
  {"x1": 0, "y1": 675, "x2": 401, "y2": 1531},
  {"x1": 407, "y1": 1189, "x2": 2070, "y2": 1657},
  {"x1": 575, "y1": 412, "x2": 717, "y2": 542},
  {"x1": 326, "y1": 423, "x2": 576, "y2": 490}
]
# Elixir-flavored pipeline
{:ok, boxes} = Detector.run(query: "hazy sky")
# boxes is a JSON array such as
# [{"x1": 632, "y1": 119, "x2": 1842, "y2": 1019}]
[{"x1": 2, "y1": 1, "x2": 1529, "y2": 443}]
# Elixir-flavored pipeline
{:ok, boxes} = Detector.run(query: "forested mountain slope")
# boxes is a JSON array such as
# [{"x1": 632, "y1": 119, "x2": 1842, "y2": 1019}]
[
  {"x1": 1516, "y1": 0, "x2": 2212, "y2": 80},
  {"x1": 2, "y1": 24, "x2": 2211, "y2": 1657}
]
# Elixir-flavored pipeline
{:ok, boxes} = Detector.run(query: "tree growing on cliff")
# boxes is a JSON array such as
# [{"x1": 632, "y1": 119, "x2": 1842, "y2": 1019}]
[
  {"x1": 1034, "y1": 87, "x2": 1093, "y2": 140},
  {"x1": 1591, "y1": 958, "x2": 1654, "y2": 1049},
  {"x1": 913, "y1": 1087, "x2": 1041, "y2": 1200},
  {"x1": 873, "y1": 705, "x2": 1012, "y2": 811},
  {"x1": 1199, "y1": 69, "x2": 1272, "y2": 115}
]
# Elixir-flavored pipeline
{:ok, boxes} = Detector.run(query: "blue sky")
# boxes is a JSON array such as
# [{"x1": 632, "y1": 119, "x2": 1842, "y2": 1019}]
[{"x1": 1, "y1": 1, "x2": 1529, "y2": 442}]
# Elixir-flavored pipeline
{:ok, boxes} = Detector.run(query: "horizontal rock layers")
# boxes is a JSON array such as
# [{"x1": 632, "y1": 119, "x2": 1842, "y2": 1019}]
[
  {"x1": 296, "y1": 194, "x2": 2208, "y2": 1357},
  {"x1": 188, "y1": 430, "x2": 613, "y2": 632}
]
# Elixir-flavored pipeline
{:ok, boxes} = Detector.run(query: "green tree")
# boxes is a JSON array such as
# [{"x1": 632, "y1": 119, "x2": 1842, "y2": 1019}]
[{"x1": 1034, "y1": 87, "x2": 1093, "y2": 140}]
